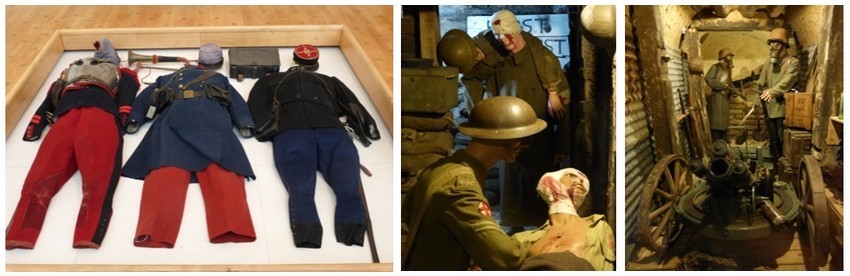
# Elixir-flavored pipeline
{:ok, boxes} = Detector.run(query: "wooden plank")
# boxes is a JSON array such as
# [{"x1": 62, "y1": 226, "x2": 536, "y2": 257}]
[
  {"x1": 58, "y1": 26, "x2": 343, "y2": 49},
  {"x1": 340, "y1": 25, "x2": 393, "y2": 136},
  {"x1": 5, "y1": 30, "x2": 65, "y2": 136},
  {"x1": 628, "y1": 229, "x2": 813, "y2": 270},
  {"x1": 6, "y1": 263, "x2": 392, "y2": 272},
  {"x1": 633, "y1": 6, "x2": 677, "y2": 156}
]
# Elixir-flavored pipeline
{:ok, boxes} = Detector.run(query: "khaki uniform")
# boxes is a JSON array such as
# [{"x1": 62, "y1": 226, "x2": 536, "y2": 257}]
[
  {"x1": 704, "y1": 62, "x2": 733, "y2": 140},
  {"x1": 757, "y1": 55, "x2": 799, "y2": 118},
  {"x1": 494, "y1": 31, "x2": 571, "y2": 227},
  {"x1": 461, "y1": 30, "x2": 505, "y2": 108},
  {"x1": 512, "y1": 214, "x2": 616, "y2": 271},
  {"x1": 402, "y1": 150, "x2": 528, "y2": 270}
]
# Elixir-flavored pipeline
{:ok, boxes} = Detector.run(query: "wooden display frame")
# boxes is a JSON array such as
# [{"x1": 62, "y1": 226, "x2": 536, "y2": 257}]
[
  {"x1": 4, "y1": 25, "x2": 392, "y2": 272},
  {"x1": 5, "y1": 25, "x2": 393, "y2": 139}
]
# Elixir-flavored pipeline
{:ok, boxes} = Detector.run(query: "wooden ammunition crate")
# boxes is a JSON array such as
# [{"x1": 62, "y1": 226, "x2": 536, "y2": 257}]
[
  {"x1": 401, "y1": 66, "x2": 459, "y2": 113},
  {"x1": 785, "y1": 92, "x2": 813, "y2": 130},
  {"x1": 777, "y1": 156, "x2": 797, "y2": 184},
  {"x1": 783, "y1": 129, "x2": 812, "y2": 166}
]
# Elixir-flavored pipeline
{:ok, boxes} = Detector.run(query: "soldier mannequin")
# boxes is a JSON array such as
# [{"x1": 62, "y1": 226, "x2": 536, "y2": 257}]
[
  {"x1": 402, "y1": 96, "x2": 590, "y2": 270},
  {"x1": 704, "y1": 48, "x2": 738, "y2": 142},
  {"x1": 488, "y1": 10, "x2": 571, "y2": 227},
  {"x1": 757, "y1": 27, "x2": 799, "y2": 158},
  {"x1": 513, "y1": 168, "x2": 615, "y2": 270}
]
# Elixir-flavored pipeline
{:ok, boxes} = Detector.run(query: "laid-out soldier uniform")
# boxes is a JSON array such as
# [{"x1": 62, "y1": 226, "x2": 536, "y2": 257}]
[
  {"x1": 489, "y1": 10, "x2": 571, "y2": 227},
  {"x1": 757, "y1": 27, "x2": 799, "y2": 157},
  {"x1": 247, "y1": 45, "x2": 380, "y2": 248},
  {"x1": 704, "y1": 48, "x2": 736, "y2": 142},
  {"x1": 6, "y1": 38, "x2": 140, "y2": 250},
  {"x1": 122, "y1": 43, "x2": 257, "y2": 248}
]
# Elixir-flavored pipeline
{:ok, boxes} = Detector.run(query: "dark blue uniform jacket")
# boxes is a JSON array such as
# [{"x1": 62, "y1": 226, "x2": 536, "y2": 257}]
[{"x1": 122, "y1": 67, "x2": 256, "y2": 182}]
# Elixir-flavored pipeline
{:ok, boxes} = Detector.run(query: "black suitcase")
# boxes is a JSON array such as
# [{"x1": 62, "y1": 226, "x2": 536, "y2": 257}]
[{"x1": 228, "y1": 47, "x2": 281, "y2": 82}]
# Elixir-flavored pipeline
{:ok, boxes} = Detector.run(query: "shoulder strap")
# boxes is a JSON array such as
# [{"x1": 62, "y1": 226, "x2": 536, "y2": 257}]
[
  {"x1": 186, "y1": 69, "x2": 219, "y2": 87},
  {"x1": 402, "y1": 165, "x2": 475, "y2": 269}
]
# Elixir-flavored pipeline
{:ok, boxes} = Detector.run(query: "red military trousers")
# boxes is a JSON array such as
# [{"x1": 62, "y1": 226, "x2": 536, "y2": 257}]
[
  {"x1": 6, "y1": 107, "x2": 121, "y2": 250},
  {"x1": 133, "y1": 163, "x2": 256, "y2": 248}
]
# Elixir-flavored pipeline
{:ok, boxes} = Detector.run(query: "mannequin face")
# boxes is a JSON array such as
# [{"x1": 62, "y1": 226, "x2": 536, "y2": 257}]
[
  {"x1": 769, "y1": 42, "x2": 785, "y2": 63},
  {"x1": 559, "y1": 170, "x2": 589, "y2": 209},
  {"x1": 724, "y1": 56, "x2": 734, "y2": 68},
  {"x1": 495, "y1": 32, "x2": 523, "y2": 53},
  {"x1": 500, "y1": 137, "x2": 529, "y2": 163}
]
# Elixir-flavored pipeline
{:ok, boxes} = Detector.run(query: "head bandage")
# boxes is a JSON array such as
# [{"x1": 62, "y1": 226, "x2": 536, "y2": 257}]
[{"x1": 491, "y1": 10, "x2": 521, "y2": 35}]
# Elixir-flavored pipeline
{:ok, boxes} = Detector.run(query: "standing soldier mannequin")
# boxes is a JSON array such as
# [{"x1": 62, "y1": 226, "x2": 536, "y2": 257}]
[
  {"x1": 247, "y1": 45, "x2": 380, "y2": 248},
  {"x1": 122, "y1": 43, "x2": 258, "y2": 248},
  {"x1": 757, "y1": 27, "x2": 799, "y2": 158},
  {"x1": 6, "y1": 38, "x2": 140, "y2": 250},
  {"x1": 437, "y1": 29, "x2": 505, "y2": 111},
  {"x1": 704, "y1": 48, "x2": 737, "y2": 142},
  {"x1": 489, "y1": 9, "x2": 572, "y2": 227},
  {"x1": 402, "y1": 96, "x2": 590, "y2": 270}
]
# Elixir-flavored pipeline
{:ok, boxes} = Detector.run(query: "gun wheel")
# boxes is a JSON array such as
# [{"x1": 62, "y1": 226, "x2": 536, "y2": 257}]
[
  {"x1": 638, "y1": 154, "x2": 693, "y2": 253},
  {"x1": 797, "y1": 155, "x2": 830, "y2": 267}
]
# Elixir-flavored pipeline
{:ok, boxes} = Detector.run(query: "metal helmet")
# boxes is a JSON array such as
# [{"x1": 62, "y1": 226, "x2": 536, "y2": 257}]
[
  {"x1": 718, "y1": 48, "x2": 734, "y2": 60},
  {"x1": 768, "y1": 27, "x2": 789, "y2": 46},
  {"x1": 490, "y1": 10, "x2": 521, "y2": 35},
  {"x1": 459, "y1": 96, "x2": 547, "y2": 140},
  {"x1": 438, "y1": 29, "x2": 478, "y2": 74}
]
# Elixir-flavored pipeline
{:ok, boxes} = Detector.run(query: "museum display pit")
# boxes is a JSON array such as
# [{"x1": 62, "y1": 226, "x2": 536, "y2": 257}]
[{"x1": 5, "y1": 26, "x2": 392, "y2": 272}]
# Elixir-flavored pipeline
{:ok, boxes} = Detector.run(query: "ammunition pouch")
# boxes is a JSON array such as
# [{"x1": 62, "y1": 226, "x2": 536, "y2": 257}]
[{"x1": 255, "y1": 99, "x2": 281, "y2": 142}]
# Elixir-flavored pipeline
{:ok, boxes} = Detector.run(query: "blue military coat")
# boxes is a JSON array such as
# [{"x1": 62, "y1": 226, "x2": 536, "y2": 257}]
[{"x1": 122, "y1": 67, "x2": 256, "y2": 182}]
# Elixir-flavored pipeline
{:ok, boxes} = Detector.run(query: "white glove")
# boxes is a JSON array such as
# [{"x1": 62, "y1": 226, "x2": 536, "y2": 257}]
[{"x1": 536, "y1": 168, "x2": 590, "y2": 215}]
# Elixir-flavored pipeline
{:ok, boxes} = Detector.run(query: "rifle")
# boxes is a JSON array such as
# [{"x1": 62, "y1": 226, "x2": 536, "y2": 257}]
[{"x1": 358, "y1": 168, "x2": 379, "y2": 263}]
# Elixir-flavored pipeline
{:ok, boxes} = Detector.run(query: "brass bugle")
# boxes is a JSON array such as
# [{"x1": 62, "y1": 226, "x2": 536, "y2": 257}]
[{"x1": 128, "y1": 50, "x2": 189, "y2": 65}]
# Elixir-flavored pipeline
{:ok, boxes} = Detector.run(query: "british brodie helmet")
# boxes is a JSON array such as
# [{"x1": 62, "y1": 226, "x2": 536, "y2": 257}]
[
  {"x1": 437, "y1": 29, "x2": 478, "y2": 74},
  {"x1": 459, "y1": 96, "x2": 547, "y2": 140}
]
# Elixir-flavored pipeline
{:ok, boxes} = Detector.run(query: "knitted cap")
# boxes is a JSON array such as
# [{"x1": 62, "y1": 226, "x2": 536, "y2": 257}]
[
  {"x1": 198, "y1": 43, "x2": 223, "y2": 66},
  {"x1": 93, "y1": 38, "x2": 120, "y2": 64}
]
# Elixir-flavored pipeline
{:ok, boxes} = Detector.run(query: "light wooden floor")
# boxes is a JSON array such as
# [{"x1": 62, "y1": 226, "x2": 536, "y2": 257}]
[{"x1": 5, "y1": 5, "x2": 392, "y2": 97}]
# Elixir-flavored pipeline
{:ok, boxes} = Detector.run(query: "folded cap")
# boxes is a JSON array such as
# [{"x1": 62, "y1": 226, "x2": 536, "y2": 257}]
[
  {"x1": 93, "y1": 38, "x2": 120, "y2": 64},
  {"x1": 198, "y1": 43, "x2": 223, "y2": 66}
]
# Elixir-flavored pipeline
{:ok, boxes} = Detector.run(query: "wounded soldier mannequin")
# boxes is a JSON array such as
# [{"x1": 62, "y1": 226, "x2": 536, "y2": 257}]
[{"x1": 513, "y1": 168, "x2": 615, "y2": 271}]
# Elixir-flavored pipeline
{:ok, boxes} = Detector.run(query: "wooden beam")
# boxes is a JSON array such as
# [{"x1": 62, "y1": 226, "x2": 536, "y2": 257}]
[
  {"x1": 340, "y1": 25, "x2": 393, "y2": 135},
  {"x1": 6, "y1": 263, "x2": 392, "y2": 272},
  {"x1": 633, "y1": 6, "x2": 677, "y2": 156},
  {"x1": 5, "y1": 30, "x2": 65, "y2": 136}
]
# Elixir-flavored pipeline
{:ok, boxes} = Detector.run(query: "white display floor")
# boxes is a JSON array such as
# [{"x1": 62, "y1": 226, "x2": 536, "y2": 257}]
[{"x1": 5, "y1": 47, "x2": 393, "y2": 266}]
